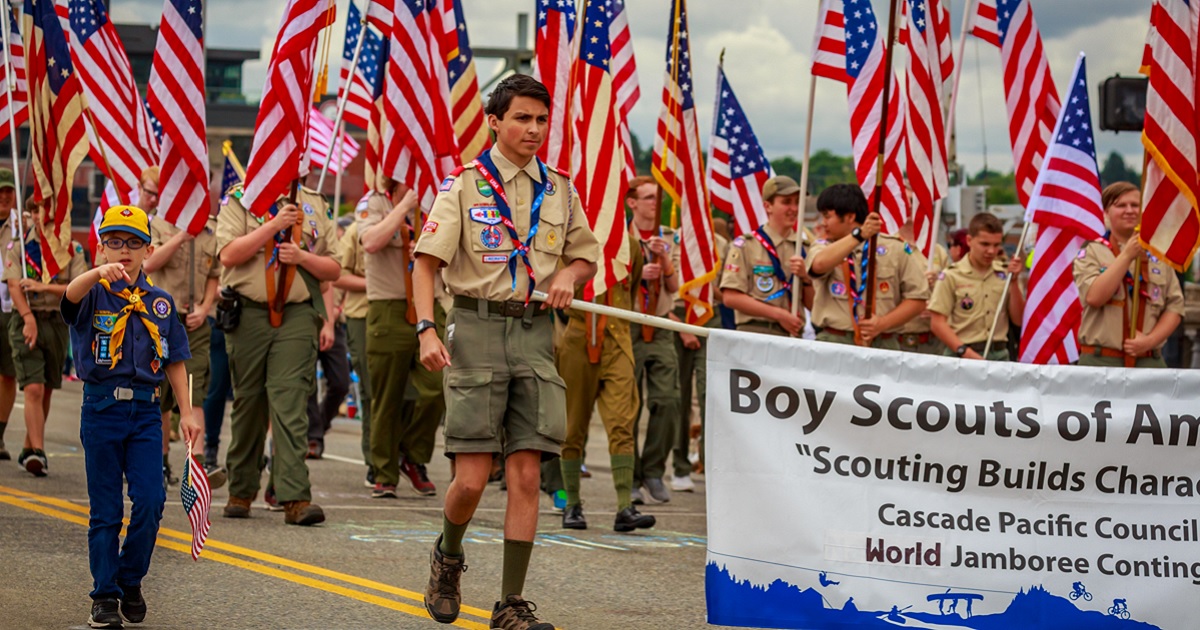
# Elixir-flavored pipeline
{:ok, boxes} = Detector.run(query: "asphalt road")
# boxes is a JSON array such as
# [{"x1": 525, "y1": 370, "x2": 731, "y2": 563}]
[{"x1": 0, "y1": 381, "x2": 741, "y2": 630}]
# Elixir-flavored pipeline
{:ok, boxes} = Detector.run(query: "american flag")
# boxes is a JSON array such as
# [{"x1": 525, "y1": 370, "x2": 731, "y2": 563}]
[
  {"x1": 445, "y1": 0, "x2": 488, "y2": 163},
  {"x1": 610, "y1": 0, "x2": 639, "y2": 181},
  {"x1": 971, "y1": 0, "x2": 1060, "y2": 207},
  {"x1": 338, "y1": 0, "x2": 383, "y2": 132},
  {"x1": 143, "y1": 98, "x2": 164, "y2": 145},
  {"x1": 571, "y1": 0, "x2": 630, "y2": 298},
  {"x1": 811, "y1": 0, "x2": 908, "y2": 234},
  {"x1": 242, "y1": 0, "x2": 335, "y2": 218},
  {"x1": 307, "y1": 106, "x2": 361, "y2": 174},
  {"x1": 221, "y1": 140, "x2": 245, "y2": 194},
  {"x1": 23, "y1": 0, "x2": 88, "y2": 277},
  {"x1": 148, "y1": 0, "x2": 209, "y2": 236},
  {"x1": 0, "y1": 6, "x2": 27, "y2": 145},
  {"x1": 902, "y1": 0, "x2": 953, "y2": 258},
  {"x1": 68, "y1": 0, "x2": 159, "y2": 204},
  {"x1": 706, "y1": 63, "x2": 773, "y2": 237},
  {"x1": 180, "y1": 452, "x2": 211, "y2": 560},
  {"x1": 533, "y1": 0, "x2": 575, "y2": 174},
  {"x1": 1140, "y1": 0, "x2": 1200, "y2": 270},
  {"x1": 364, "y1": 0, "x2": 392, "y2": 34},
  {"x1": 651, "y1": 0, "x2": 717, "y2": 324},
  {"x1": 363, "y1": 38, "x2": 388, "y2": 193},
  {"x1": 1019, "y1": 54, "x2": 1106, "y2": 365}
]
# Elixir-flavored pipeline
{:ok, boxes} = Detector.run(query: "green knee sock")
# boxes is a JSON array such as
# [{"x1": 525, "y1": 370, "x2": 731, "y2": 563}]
[
  {"x1": 560, "y1": 458, "x2": 583, "y2": 507},
  {"x1": 611, "y1": 454, "x2": 635, "y2": 511},
  {"x1": 501, "y1": 539, "x2": 534, "y2": 601},
  {"x1": 439, "y1": 513, "x2": 470, "y2": 557}
]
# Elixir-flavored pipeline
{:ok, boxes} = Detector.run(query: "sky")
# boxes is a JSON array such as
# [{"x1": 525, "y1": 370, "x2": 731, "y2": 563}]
[{"x1": 109, "y1": 0, "x2": 1154, "y2": 178}]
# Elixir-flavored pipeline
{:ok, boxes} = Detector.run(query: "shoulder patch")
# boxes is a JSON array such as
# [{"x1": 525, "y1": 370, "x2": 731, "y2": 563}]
[
  {"x1": 439, "y1": 176, "x2": 456, "y2": 193},
  {"x1": 732, "y1": 236, "x2": 745, "y2": 247}
]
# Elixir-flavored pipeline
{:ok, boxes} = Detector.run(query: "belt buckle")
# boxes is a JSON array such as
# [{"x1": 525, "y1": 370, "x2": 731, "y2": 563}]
[
  {"x1": 501, "y1": 301, "x2": 526, "y2": 318},
  {"x1": 114, "y1": 388, "x2": 134, "y2": 401}
]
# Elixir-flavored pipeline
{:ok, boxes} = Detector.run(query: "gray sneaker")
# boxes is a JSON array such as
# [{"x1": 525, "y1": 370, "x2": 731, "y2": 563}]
[
  {"x1": 631, "y1": 487, "x2": 645, "y2": 505},
  {"x1": 424, "y1": 535, "x2": 466, "y2": 623},
  {"x1": 643, "y1": 478, "x2": 671, "y2": 503}
]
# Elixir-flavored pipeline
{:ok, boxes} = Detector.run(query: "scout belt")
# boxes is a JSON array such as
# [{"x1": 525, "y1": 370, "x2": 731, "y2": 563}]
[{"x1": 453, "y1": 296, "x2": 549, "y2": 318}]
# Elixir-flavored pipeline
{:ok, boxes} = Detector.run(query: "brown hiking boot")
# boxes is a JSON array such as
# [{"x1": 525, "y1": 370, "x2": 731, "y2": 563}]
[
  {"x1": 490, "y1": 595, "x2": 554, "y2": 630},
  {"x1": 222, "y1": 496, "x2": 253, "y2": 518},
  {"x1": 283, "y1": 501, "x2": 326, "y2": 526},
  {"x1": 424, "y1": 535, "x2": 466, "y2": 623}
]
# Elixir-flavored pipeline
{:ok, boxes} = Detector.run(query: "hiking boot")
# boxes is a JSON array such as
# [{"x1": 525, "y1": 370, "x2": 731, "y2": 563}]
[
  {"x1": 222, "y1": 496, "x2": 253, "y2": 518},
  {"x1": 371, "y1": 483, "x2": 397, "y2": 499},
  {"x1": 614, "y1": 506, "x2": 656, "y2": 533},
  {"x1": 401, "y1": 458, "x2": 436, "y2": 496},
  {"x1": 283, "y1": 501, "x2": 325, "y2": 526},
  {"x1": 88, "y1": 597, "x2": 122, "y2": 629},
  {"x1": 643, "y1": 478, "x2": 671, "y2": 503},
  {"x1": 205, "y1": 465, "x2": 227, "y2": 491},
  {"x1": 562, "y1": 504, "x2": 587, "y2": 530},
  {"x1": 424, "y1": 535, "x2": 466, "y2": 623},
  {"x1": 118, "y1": 584, "x2": 146, "y2": 623},
  {"x1": 23, "y1": 449, "x2": 48, "y2": 477},
  {"x1": 490, "y1": 595, "x2": 554, "y2": 630}
]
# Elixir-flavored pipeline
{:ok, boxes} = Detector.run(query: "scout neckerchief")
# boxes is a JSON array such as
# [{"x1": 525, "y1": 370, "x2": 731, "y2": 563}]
[
  {"x1": 473, "y1": 151, "x2": 548, "y2": 305},
  {"x1": 841, "y1": 241, "x2": 872, "y2": 344},
  {"x1": 99, "y1": 277, "x2": 164, "y2": 369},
  {"x1": 23, "y1": 235, "x2": 42, "y2": 280},
  {"x1": 1101, "y1": 232, "x2": 1148, "y2": 364},
  {"x1": 752, "y1": 226, "x2": 792, "y2": 303}
]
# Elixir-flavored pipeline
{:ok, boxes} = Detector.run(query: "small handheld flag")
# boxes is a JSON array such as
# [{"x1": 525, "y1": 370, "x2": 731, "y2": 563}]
[{"x1": 180, "y1": 444, "x2": 211, "y2": 561}]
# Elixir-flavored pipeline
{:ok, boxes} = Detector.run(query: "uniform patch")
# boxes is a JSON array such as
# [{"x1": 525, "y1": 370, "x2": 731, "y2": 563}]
[
  {"x1": 996, "y1": 271, "x2": 1007, "y2": 280},
  {"x1": 752, "y1": 265, "x2": 774, "y2": 275},
  {"x1": 1076, "y1": 248, "x2": 1087, "y2": 259},
  {"x1": 358, "y1": 210, "x2": 369, "y2": 220},
  {"x1": 482, "y1": 254, "x2": 507, "y2": 264},
  {"x1": 423, "y1": 221, "x2": 439, "y2": 234},
  {"x1": 545, "y1": 178, "x2": 556, "y2": 196},
  {"x1": 93, "y1": 334, "x2": 113, "y2": 366},
  {"x1": 831, "y1": 281, "x2": 847, "y2": 296},
  {"x1": 1151, "y1": 285, "x2": 1162, "y2": 301},
  {"x1": 469, "y1": 206, "x2": 502, "y2": 224},
  {"x1": 1149, "y1": 254, "x2": 1160, "y2": 263},
  {"x1": 152, "y1": 297, "x2": 172, "y2": 319},
  {"x1": 903, "y1": 243, "x2": 914, "y2": 255},
  {"x1": 876, "y1": 246, "x2": 887, "y2": 256},
  {"x1": 879, "y1": 281, "x2": 890, "y2": 294},
  {"x1": 302, "y1": 203, "x2": 315, "y2": 215},
  {"x1": 1099, "y1": 267, "x2": 1107, "y2": 273},
  {"x1": 732, "y1": 236, "x2": 745, "y2": 247},
  {"x1": 476, "y1": 179, "x2": 494, "y2": 197},
  {"x1": 725, "y1": 264, "x2": 740, "y2": 273},
  {"x1": 546, "y1": 229, "x2": 558, "y2": 248},
  {"x1": 480, "y1": 225, "x2": 504, "y2": 249},
  {"x1": 755, "y1": 275, "x2": 775, "y2": 293},
  {"x1": 937, "y1": 271, "x2": 945, "y2": 280},
  {"x1": 960, "y1": 296, "x2": 975, "y2": 311},
  {"x1": 92, "y1": 313, "x2": 117, "y2": 333},
  {"x1": 1152, "y1": 267, "x2": 1162, "y2": 275},
  {"x1": 151, "y1": 358, "x2": 161, "y2": 374},
  {"x1": 439, "y1": 176, "x2": 456, "y2": 192}
]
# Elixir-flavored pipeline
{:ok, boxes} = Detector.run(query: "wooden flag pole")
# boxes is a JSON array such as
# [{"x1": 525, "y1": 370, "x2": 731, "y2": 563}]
[
  {"x1": 928, "y1": 0, "x2": 976, "y2": 270},
  {"x1": 1, "y1": 7, "x2": 28, "y2": 280},
  {"x1": 792, "y1": 5, "x2": 821, "y2": 318},
  {"x1": 865, "y1": 0, "x2": 902, "y2": 322}
]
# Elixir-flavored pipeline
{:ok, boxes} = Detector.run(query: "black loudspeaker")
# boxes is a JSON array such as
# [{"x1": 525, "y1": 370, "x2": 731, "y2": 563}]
[{"x1": 1099, "y1": 75, "x2": 1148, "y2": 132}]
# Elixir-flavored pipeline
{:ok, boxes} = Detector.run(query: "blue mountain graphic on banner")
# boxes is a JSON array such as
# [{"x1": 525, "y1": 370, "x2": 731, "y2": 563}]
[{"x1": 706, "y1": 562, "x2": 1163, "y2": 629}]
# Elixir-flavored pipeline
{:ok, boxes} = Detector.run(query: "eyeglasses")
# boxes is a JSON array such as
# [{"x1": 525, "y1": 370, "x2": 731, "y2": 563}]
[
  {"x1": 140, "y1": 186, "x2": 160, "y2": 198},
  {"x1": 102, "y1": 237, "x2": 148, "y2": 250}
]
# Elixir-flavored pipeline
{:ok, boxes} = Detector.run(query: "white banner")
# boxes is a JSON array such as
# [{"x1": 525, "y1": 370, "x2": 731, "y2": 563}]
[{"x1": 705, "y1": 329, "x2": 1200, "y2": 630}]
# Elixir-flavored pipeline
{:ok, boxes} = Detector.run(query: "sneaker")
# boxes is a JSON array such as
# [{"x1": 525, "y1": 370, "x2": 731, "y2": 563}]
[
  {"x1": 283, "y1": 500, "x2": 325, "y2": 526},
  {"x1": 371, "y1": 483, "x2": 397, "y2": 499},
  {"x1": 424, "y1": 535, "x2": 466, "y2": 623},
  {"x1": 205, "y1": 465, "x2": 228, "y2": 491},
  {"x1": 400, "y1": 459, "x2": 437, "y2": 496},
  {"x1": 0, "y1": 440, "x2": 9, "y2": 461},
  {"x1": 163, "y1": 460, "x2": 178, "y2": 486},
  {"x1": 306, "y1": 439, "x2": 323, "y2": 460},
  {"x1": 364, "y1": 468, "x2": 376, "y2": 488},
  {"x1": 490, "y1": 595, "x2": 554, "y2": 630},
  {"x1": 222, "y1": 496, "x2": 253, "y2": 519},
  {"x1": 670, "y1": 474, "x2": 695, "y2": 492},
  {"x1": 642, "y1": 478, "x2": 671, "y2": 503},
  {"x1": 579, "y1": 464, "x2": 591, "y2": 479},
  {"x1": 88, "y1": 597, "x2": 122, "y2": 629},
  {"x1": 614, "y1": 506, "x2": 656, "y2": 533},
  {"x1": 24, "y1": 449, "x2": 48, "y2": 477},
  {"x1": 630, "y1": 487, "x2": 645, "y2": 505},
  {"x1": 562, "y1": 504, "x2": 587, "y2": 530},
  {"x1": 264, "y1": 486, "x2": 284, "y2": 512},
  {"x1": 551, "y1": 490, "x2": 567, "y2": 512},
  {"x1": 203, "y1": 446, "x2": 218, "y2": 467},
  {"x1": 118, "y1": 584, "x2": 146, "y2": 623}
]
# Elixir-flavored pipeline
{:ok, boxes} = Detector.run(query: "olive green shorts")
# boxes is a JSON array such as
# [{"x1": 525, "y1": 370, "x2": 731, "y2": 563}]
[
  {"x1": 735, "y1": 321, "x2": 789, "y2": 337},
  {"x1": 442, "y1": 304, "x2": 566, "y2": 461},
  {"x1": 160, "y1": 319, "x2": 212, "y2": 413},
  {"x1": 1076, "y1": 354, "x2": 1167, "y2": 368},
  {"x1": 0, "y1": 311, "x2": 14, "y2": 378},
  {"x1": 8, "y1": 312, "x2": 68, "y2": 390}
]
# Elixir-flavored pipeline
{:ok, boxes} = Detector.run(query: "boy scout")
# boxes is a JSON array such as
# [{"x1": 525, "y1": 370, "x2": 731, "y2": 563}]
[
  {"x1": 807, "y1": 183, "x2": 929, "y2": 349},
  {"x1": 896, "y1": 218, "x2": 950, "y2": 354},
  {"x1": 1075, "y1": 182, "x2": 1184, "y2": 367},
  {"x1": 720, "y1": 175, "x2": 813, "y2": 337},
  {"x1": 0, "y1": 168, "x2": 19, "y2": 461},
  {"x1": 333, "y1": 217, "x2": 374, "y2": 486},
  {"x1": 217, "y1": 184, "x2": 340, "y2": 526},
  {"x1": 358, "y1": 183, "x2": 444, "y2": 498},
  {"x1": 414, "y1": 74, "x2": 599, "y2": 630},
  {"x1": 5, "y1": 199, "x2": 88, "y2": 476},
  {"x1": 929, "y1": 213, "x2": 1025, "y2": 361}
]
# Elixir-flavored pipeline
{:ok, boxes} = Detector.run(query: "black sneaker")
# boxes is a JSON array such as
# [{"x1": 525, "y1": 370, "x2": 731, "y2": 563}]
[
  {"x1": 0, "y1": 439, "x2": 9, "y2": 461},
  {"x1": 614, "y1": 506, "x2": 656, "y2": 532},
  {"x1": 89, "y1": 597, "x2": 123, "y2": 628},
  {"x1": 562, "y1": 504, "x2": 587, "y2": 530},
  {"x1": 118, "y1": 584, "x2": 146, "y2": 623},
  {"x1": 24, "y1": 449, "x2": 48, "y2": 477}
]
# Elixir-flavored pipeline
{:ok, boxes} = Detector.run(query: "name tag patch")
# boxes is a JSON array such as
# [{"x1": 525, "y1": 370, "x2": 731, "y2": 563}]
[
  {"x1": 470, "y1": 206, "x2": 502, "y2": 225},
  {"x1": 482, "y1": 254, "x2": 508, "y2": 264}
]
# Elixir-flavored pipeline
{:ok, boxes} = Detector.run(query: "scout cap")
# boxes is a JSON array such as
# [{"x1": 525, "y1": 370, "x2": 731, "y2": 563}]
[
  {"x1": 0, "y1": 168, "x2": 14, "y2": 190},
  {"x1": 762, "y1": 175, "x2": 801, "y2": 201},
  {"x1": 98, "y1": 205, "x2": 151, "y2": 243}
]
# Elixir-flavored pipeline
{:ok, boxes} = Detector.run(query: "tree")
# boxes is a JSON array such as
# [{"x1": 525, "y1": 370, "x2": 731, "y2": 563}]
[
  {"x1": 1099, "y1": 151, "x2": 1139, "y2": 187},
  {"x1": 972, "y1": 168, "x2": 1017, "y2": 205}
]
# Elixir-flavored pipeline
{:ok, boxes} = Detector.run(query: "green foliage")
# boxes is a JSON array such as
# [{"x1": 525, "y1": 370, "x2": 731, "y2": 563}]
[
  {"x1": 972, "y1": 168, "x2": 1017, "y2": 205},
  {"x1": 1099, "y1": 151, "x2": 1140, "y2": 187}
]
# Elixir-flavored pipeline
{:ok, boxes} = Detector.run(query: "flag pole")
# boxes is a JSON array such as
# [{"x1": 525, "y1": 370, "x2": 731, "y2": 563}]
[
  {"x1": 792, "y1": 0, "x2": 822, "y2": 318},
  {"x1": 927, "y1": 0, "x2": 975, "y2": 270},
  {"x1": 533, "y1": 290, "x2": 710, "y2": 338},
  {"x1": 1, "y1": 1, "x2": 27, "y2": 280},
  {"x1": 864, "y1": 0, "x2": 902, "y2": 326},
  {"x1": 83, "y1": 106, "x2": 128, "y2": 206},
  {"x1": 982, "y1": 221, "x2": 1031, "y2": 358},
  {"x1": 316, "y1": 11, "x2": 368, "y2": 194},
  {"x1": 333, "y1": 120, "x2": 345, "y2": 215}
]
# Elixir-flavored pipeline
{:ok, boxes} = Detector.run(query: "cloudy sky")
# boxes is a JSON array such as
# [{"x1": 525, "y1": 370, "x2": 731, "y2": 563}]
[{"x1": 110, "y1": 0, "x2": 1152, "y2": 177}]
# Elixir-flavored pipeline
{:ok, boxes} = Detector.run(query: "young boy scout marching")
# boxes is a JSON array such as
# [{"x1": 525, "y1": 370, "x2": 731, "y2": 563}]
[
  {"x1": 929, "y1": 213, "x2": 1026, "y2": 361},
  {"x1": 896, "y1": 217, "x2": 951, "y2": 354},
  {"x1": 413, "y1": 74, "x2": 599, "y2": 630},
  {"x1": 0, "y1": 168, "x2": 19, "y2": 461},
  {"x1": 62, "y1": 206, "x2": 198, "y2": 629}
]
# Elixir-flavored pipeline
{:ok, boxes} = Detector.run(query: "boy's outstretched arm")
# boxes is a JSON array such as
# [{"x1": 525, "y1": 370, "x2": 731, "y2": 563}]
[{"x1": 65, "y1": 263, "x2": 130, "y2": 304}]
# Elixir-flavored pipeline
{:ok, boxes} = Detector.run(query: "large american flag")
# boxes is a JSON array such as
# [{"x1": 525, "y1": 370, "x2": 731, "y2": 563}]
[
  {"x1": 148, "y1": 0, "x2": 209, "y2": 236},
  {"x1": 445, "y1": 0, "x2": 488, "y2": 163},
  {"x1": 0, "y1": 6, "x2": 27, "y2": 145},
  {"x1": 571, "y1": 0, "x2": 630, "y2": 298},
  {"x1": 23, "y1": 0, "x2": 88, "y2": 277},
  {"x1": 180, "y1": 452, "x2": 211, "y2": 560},
  {"x1": 652, "y1": 0, "x2": 716, "y2": 324},
  {"x1": 1019, "y1": 55, "x2": 1106, "y2": 365},
  {"x1": 242, "y1": 0, "x2": 335, "y2": 218},
  {"x1": 221, "y1": 139, "x2": 245, "y2": 193},
  {"x1": 307, "y1": 106, "x2": 361, "y2": 174},
  {"x1": 971, "y1": 0, "x2": 1060, "y2": 207},
  {"x1": 707, "y1": 63, "x2": 773, "y2": 237},
  {"x1": 338, "y1": 0, "x2": 383, "y2": 132},
  {"x1": 533, "y1": 0, "x2": 575, "y2": 174},
  {"x1": 902, "y1": 0, "x2": 953, "y2": 258},
  {"x1": 68, "y1": 0, "x2": 159, "y2": 204},
  {"x1": 811, "y1": 0, "x2": 908, "y2": 234},
  {"x1": 610, "y1": 0, "x2": 639, "y2": 181},
  {"x1": 1140, "y1": 0, "x2": 1200, "y2": 270}
]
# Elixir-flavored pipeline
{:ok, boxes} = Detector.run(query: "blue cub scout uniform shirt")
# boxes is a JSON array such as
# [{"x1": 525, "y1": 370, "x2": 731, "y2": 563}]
[{"x1": 61, "y1": 273, "x2": 192, "y2": 389}]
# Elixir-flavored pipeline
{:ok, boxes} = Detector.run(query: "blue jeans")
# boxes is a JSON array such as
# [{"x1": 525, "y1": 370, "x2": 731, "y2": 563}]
[
  {"x1": 204, "y1": 321, "x2": 232, "y2": 454},
  {"x1": 80, "y1": 394, "x2": 165, "y2": 600}
]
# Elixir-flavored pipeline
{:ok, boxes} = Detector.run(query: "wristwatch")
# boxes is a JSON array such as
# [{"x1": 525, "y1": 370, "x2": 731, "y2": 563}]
[
  {"x1": 851, "y1": 227, "x2": 866, "y2": 243},
  {"x1": 955, "y1": 344, "x2": 969, "y2": 357},
  {"x1": 415, "y1": 319, "x2": 437, "y2": 337}
]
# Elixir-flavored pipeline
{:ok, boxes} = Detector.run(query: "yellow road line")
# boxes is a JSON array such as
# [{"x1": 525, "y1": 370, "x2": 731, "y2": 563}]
[{"x1": 0, "y1": 487, "x2": 490, "y2": 629}]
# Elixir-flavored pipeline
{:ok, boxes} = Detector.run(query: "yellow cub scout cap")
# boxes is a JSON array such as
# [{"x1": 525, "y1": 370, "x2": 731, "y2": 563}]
[{"x1": 98, "y1": 205, "x2": 152, "y2": 243}]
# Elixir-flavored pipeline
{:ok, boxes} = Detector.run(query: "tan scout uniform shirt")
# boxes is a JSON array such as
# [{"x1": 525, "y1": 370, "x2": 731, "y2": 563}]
[
  {"x1": 356, "y1": 191, "x2": 413, "y2": 301},
  {"x1": 338, "y1": 222, "x2": 369, "y2": 319},
  {"x1": 1074, "y1": 240, "x2": 1185, "y2": 350},
  {"x1": 0, "y1": 214, "x2": 17, "y2": 311},
  {"x1": 897, "y1": 243, "x2": 950, "y2": 335},
  {"x1": 414, "y1": 146, "x2": 599, "y2": 300},
  {"x1": 719, "y1": 225, "x2": 802, "y2": 327},
  {"x1": 2, "y1": 236, "x2": 87, "y2": 310},
  {"x1": 149, "y1": 214, "x2": 219, "y2": 311},
  {"x1": 216, "y1": 186, "x2": 339, "y2": 304},
  {"x1": 928, "y1": 257, "x2": 1014, "y2": 344},
  {"x1": 807, "y1": 234, "x2": 930, "y2": 331},
  {"x1": 633, "y1": 224, "x2": 679, "y2": 317}
]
